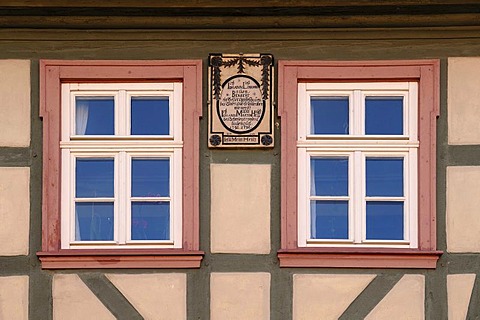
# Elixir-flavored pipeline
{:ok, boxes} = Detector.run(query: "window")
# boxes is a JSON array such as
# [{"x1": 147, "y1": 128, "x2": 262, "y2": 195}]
[
  {"x1": 38, "y1": 60, "x2": 203, "y2": 268},
  {"x1": 61, "y1": 83, "x2": 183, "y2": 249},
  {"x1": 278, "y1": 60, "x2": 442, "y2": 268},
  {"x1": 298, "y1": 82, "x2": 418, "y2": 248}
]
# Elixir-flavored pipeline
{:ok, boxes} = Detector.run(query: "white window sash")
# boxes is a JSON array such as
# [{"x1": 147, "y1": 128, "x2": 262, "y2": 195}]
[
  {"x1": 297, "y1": 82, "x2": 419, "y2": 249},
  {"x1": 60, "y1": 82, "x2": 183, "y2": 250}
]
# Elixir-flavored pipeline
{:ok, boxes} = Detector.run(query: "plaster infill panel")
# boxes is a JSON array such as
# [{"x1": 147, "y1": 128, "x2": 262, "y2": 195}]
[
  {"x1": 365, "y1": 275, "x2": 425, "y2": 320},
  {"x1": 210, "y1": 272, "x2": 270, "y2": 320},
  {"x1": 293, "y1": 274, "x2": 375, "y2": 320},
  {"x1": 0, "y1": 276, "x2": 28, "y2": 320},
  {"x1": 0, "y1": 60, "x2": 30, "y2": 147},
  {"x1": 0, "y1": 167, "x2": 30, "y2": 255},
  {"x1": 447, "y1": 274, "x2": 476, "y2": 320},
  {"x1": 447, "y1": 166, "x2": 480, "y2": 252},
  {"x1": 106, "y1": 273, "x2": 186, "y2": 320},
  {"x1": 448, "y1": 57, "x2": 480, "y2": 145},
  {"x1": 53, "y1": 274, "x2": 115, "y2": 320},
  {"x1": 210, "y1": 164, "x2": 271, "y2": 254}
]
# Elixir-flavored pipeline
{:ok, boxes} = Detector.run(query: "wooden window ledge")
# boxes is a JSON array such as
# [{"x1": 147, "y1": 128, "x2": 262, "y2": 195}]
[
  {"x1": 37, "y1": 250, "x2": 204, "y2": 269},
  {"x1": 278, "y1": 248, "x2": 442, "y2": 269}
]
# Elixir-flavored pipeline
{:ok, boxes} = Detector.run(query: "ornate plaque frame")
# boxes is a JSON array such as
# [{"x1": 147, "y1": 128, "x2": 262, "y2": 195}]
[{"x1": 208, "y1": 53, "x2": 274, "y2": 148}]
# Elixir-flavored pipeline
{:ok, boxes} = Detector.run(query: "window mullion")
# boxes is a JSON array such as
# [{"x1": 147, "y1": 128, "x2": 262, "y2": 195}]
[
  {"x1": 353, "y1": 90, "x2": 362, "y2": 135},
  {"x1": 353, "y1": 151, "x2": 363, "y2": 243},
  {"x1": 117, "y1": 151, "x2": 127, "y2": 245},
  {"x1": 118, "y1": 89, "x2": 127, "y2": 136}
]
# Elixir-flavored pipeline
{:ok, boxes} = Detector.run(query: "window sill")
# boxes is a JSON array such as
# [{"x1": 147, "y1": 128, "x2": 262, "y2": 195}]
[
  {"x1": 277, "y1": 248, "x2": 442, "y2": 269},
  {"x1": 37, "y1": 249, "x2": 204, "y2": 269}
]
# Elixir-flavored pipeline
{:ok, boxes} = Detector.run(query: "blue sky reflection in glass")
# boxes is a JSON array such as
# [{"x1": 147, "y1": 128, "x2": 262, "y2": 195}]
[
  {"x1": 131, "y1": 159, "x2": 170, "y2": 197},
  {"x1": 311, "y1": 97, "x2": 349, "y2": 134},
  {"x1": 131, "y1": 158, "x2": 170, "y2": 241},
  {"x1": 131, "y1": 202, "x2": 170, "y2": 240},
  {"x1": 75, "y1": 158, "x2": 114, "y2": 241},
  {"x1": 366, "y1": 158, "x2": 404, "y2": 240},
  {"x1": 366, "y1": 202, "x2": 404, "y2": 240},
  {"x1": 365, "y1": 96, "x2": 403, "y2": 135},
  {"x1": 75, "y1": 97, "x2": 114, "y2": 135},
  {"x1": 131, "y1": 97, "x2": 169, "y2": 135},
  {"x1": 76, "y1": 159, "x2": 114, "y2": 198},
  {"x1": 311, "y1": 157, "x2": 349, "y2": 239},
  {"x1": 75, "y1": 203, "x2": 114, "y2": 241},
  {"x1": 366, "y1": 158, "x2": 403, "y2": 197}
]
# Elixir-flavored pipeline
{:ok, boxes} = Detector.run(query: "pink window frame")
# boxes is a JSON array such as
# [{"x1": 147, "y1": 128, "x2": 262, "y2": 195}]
[
  {"x1": 37, "y1": 60, "x2": 203, "y2": 269},
  {"x1": 277, "y1": 60, "x2": 442, "y2": 268}
]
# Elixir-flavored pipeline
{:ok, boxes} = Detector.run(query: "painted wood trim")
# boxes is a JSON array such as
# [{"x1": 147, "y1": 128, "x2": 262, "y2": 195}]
[
  {"x1": 278, "y1": 63, "x2": 299, "y2": 250},
  {"x1": 40, "y1": 63, "x2": 62, "y2": 252},
  {"x1": 278, "y1": 60, "x2": 440, "y2": 265},
  {"x1": 182, "y1": 64, "x2": 203, "y2": 251},
  {"x1": 278, "y1": 250, "x2": 442, "y2": 268},
  {"x1": 38, "y1": 251, "x2": 204, "y2": 269},
  {"x1": 38, "y1": 60, "x2": 202, "y2": 268}
]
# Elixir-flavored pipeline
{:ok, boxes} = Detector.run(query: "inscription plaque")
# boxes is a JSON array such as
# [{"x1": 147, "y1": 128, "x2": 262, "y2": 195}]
[{"x1": 209, "y1": 53, "x2": 274, "y2": 148}]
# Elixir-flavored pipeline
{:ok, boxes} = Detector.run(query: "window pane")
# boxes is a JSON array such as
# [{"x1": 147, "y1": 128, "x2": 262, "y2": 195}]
[
  {"x1": 311, "y1": 97, "x2": 349, "y2": 134},
  {"x1": 366, "y1": 201, "x2": 404, "y2": 240},
  {"x1": 131, "y1": 97, "x2": 169, "y2": 135},
  {"x1": 131, "y1": 159, "x2": 170, "y2": 197},
  {"x1": 131, "y1": 202, "x2": 170, "y2": 240},
  {"x1": 366, "y1": 158, "x2": 403, "y2": 197},
  {"x1": 76, "y1": 159, "x2": 114, "y2": 198},
  {"x1": 75, "y1": 97, "x2": 114, "y2": 135},
  {"x1": 311, "y1": 157, "x2": 348, "y2": 196},
  {"x1": 75, "y1": 202, "x2": 114, "y2": 241},
  {"x1": 310, "y1": 200, "x2": 348, "y2": 239},
  {"x1": 365, "y1": 96, "x2": 403, "y2": 135}
]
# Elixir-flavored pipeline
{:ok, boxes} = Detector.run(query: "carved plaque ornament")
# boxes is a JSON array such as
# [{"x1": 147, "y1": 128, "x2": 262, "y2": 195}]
[{"x1": 208, "y1": 53, "x2": 274, "y2": 148}]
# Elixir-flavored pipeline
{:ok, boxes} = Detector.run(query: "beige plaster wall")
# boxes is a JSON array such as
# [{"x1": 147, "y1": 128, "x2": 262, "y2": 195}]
[
  {"x1": 447, "y1": 274, "x2": 476, "y2": 320},
  {"x1": 210, "y1": 272, "x2": 270, "y2": 320},
  {"x1": 53, "y1": 274, "x2": 115, "y2": 320},
  {"x1": 0, "y1": 167, "x2": 30, "y2": 255},
  {"x1": 106, "y1": 273, "x2": 186, "y2": 320},
  {"x1": 293, "y1": 274, "x2": 375, "y2": 320},
  {"x1": 447, "y1": 166, "x2": 480, "y2": 252},
  {"x1": 0, "y1": 60, "x2": 30, "y2": 147},
  {"x1": 210, "y1": 164, "x2": 271, "y2": 254},
  {"x1": 0, "y1": 276, "x2": 28, "y2": 320},
  {"x1": 365, "y1": 275, "x2": 424, "y2": 320},
  {"x1": 448, "y1": 57, "x2": 480, "y2": 145}
]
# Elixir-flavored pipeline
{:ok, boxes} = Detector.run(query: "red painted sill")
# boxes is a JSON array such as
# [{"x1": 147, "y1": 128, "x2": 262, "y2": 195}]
[
  {"x1": 278, "y1": 248, "x2": 442, "y2": 269},
  {"x1": 37, "y1": 250, "x2": 204, "y2": 269}
]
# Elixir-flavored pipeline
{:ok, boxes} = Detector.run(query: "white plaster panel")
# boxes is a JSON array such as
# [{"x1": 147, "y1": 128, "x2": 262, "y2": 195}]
[
  {"x1": 53, "y1": 274, "x2": 115, "y2": 320},
  {"x1": 0, "y1": 60, "x2": 30, "y2": 147},
  {"x1": 293, "y1": 274, "x2": 375, "y2": 320},
  {"x1": 365, "y1": 275, "x2": 425, "y2": 320},
  {"x1": 210, "y1": 164, "x2": 271, "y2": 254},
  {"x1": 448, "y1": 57, "x2": 480, "y2": 144},
  {"x1": 447, "y1": 166, "x2": 480, "y2": 252},
  {"x1": 0, "y1": 167, "x2": 30, "y2": 255},
  {"x1": 106, "y1": 273, "x2": 186, "y2": 320},
  {"x1": 0, "y1": 276, "x2": 28, "y2": 320},
  {"x1": 447, "y1": 274, "x2": 476, "y2": 320},
  {"x1": 210, "y1": 272, "x2": 270, "y2": 320}
]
